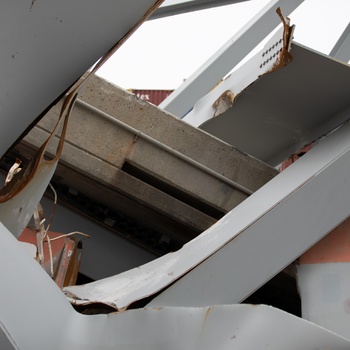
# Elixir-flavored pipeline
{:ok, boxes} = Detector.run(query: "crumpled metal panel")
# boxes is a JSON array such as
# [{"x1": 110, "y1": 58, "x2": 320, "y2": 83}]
[
  {"x1": 64, "y1": 119, "x2": 350, "y2": 311},
  {"x1": 18, "y1": 228, "x2": 82, "y2": 288},
  {"x1": 0, "y1": 0, "x2": 164, "y2": 236},
  {"x1": 62, "y1": 304, "x2": 350, "y2": 349},
  {"x1": 0, "y1": 159, "x2": 57, "y2": 237},
  {"x1": 184, "y1": 22, "x2": 350, "y2": 166},
  {"x1": 1, "y1": 224, "x2": 349, "y2": 349},
  {"x1": 183, "y1": 17, "x2": 294, "y2": 127},
  {"x1": 183, "y1": 10, "x2": 294, "y2": 127}
]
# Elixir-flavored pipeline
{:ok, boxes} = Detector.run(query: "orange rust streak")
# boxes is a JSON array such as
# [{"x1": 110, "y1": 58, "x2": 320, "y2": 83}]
[
  {"x1": 266, "y1": 7, "x2": 294, "y2": 74},
  {"x1": 19, "y1": 227, "x2": 80, "y2": 287}
]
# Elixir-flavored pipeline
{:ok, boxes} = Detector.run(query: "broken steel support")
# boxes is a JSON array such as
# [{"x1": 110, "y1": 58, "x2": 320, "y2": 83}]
[
  {"x1": 64, "y1": 117, "x2": 350, "y2": 312},
  {"x1": 0, "y1": 222, "x2": 349, "y2": 349},
  {"x1": 146, "y1": 119, "x2": 350, "y2": 308},
  {"x1": 159, "y1": 0, "x2": 304, "y2": 118}
]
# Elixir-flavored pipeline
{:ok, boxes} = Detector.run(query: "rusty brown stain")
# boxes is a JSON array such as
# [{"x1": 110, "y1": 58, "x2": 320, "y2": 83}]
[
  {"x1": 266, "y1": 7, "x2": 294, "y2": 74},
  {"x1": 19, "y1": 228, "x2": 81, "y2": 287},
  {"x1": 212, "y1": 90, "x2": 236, "y2": 117},
  {"x1": 120, "y1": 133, "x2": 139, "y2": 163},
  {"x1": 204, "y1": 306, "x2": 213, "y2": 322}
]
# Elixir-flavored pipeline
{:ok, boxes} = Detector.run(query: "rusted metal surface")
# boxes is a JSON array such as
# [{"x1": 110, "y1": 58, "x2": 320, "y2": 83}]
[
  {"x1": 0, "y1": 0, "x2": 165, "y2": 239},
  {"x1": 212, "y1": 90, "x2": 235, "y2": 117},
  {"x1": 0, "y1": 160, "x2": 58, "y2": 237},
  {"x1": 266, "y1": 7, "x2": 294, "y2": 73},
  {"x1": 19, "y1": 228, "x2": 81, "y2": 288}
]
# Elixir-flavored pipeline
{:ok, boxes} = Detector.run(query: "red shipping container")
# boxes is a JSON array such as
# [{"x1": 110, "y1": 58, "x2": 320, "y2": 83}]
[{"x1": 130, "y1": 89, "x2": 173, "y2": 106}]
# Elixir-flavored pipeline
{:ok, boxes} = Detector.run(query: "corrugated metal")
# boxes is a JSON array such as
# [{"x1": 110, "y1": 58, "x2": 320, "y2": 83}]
[{"x1": 131, "y1": 89, "x2": 173, "y2": 106}]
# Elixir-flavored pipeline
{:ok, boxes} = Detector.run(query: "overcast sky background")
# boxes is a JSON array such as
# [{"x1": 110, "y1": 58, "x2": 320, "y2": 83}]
[{"x1": 96, "y1": 0, "x2": 350, "y2": 90}]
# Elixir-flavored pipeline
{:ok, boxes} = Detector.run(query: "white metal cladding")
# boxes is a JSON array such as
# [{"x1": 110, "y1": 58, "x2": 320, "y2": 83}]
[
  {"x1": 0, "y1": 224, "x2": 349, "y2": 350},
  {"x1": 0, "y1": 0, "x2": 163, "y2": 159}
]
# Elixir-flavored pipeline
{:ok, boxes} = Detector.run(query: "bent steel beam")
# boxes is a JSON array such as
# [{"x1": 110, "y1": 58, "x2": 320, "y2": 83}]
[
  {"x1": 148, "y1": 120, "x2": 350, "y2": 308},
  {"x1": 0, "y1": 224, "x2": 349, "y2": 349},
  {"x1": 64, "y1": 116, "x2": 350, "y2": 311},
  {"x1": 159, "y1": 0, "x2": 304, "y2": 118}
]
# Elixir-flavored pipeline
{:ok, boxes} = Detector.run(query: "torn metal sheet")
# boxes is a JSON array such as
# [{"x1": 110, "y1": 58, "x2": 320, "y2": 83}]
[
  {"x1": 19, "y1": 228, "x2": 82, "y2": 288},
  {"x1": 2, "y1": 219, "x2": 350, "y2": 349},
  {"x1": 4, "y1": 158, "x2": 22, "y2": 185},
  {"x1": 0, "y1": 158, "x2": 58, "y2": 237},
  {"x1": 268, "y1": 7, "x2": 294, "y2": 71},
  {"x1": 0, "y1": 78, "x2": 72, "y2": 237},
  {"x1": 0, "y1": 0, "x2": 164, "y2": 239},
  {"x1": 183, "y1": 7, "x2": 294, "y2": 125},
  {"x1": 184, "y1": 18, "x2": 350, "y2": 166},
  {"x1": 212, "y1": 90, "x2": 236, "y2": 117}
]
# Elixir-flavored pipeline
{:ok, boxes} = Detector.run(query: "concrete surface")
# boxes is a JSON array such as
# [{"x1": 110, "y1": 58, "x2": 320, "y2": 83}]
[{"x1": 13, "y1": 74, "x2": 277, "y2": 256}]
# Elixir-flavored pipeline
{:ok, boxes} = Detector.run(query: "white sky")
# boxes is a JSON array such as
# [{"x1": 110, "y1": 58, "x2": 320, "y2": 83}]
[{"x1": 96, "y1": 0, "x2": 350, "y2": 90}]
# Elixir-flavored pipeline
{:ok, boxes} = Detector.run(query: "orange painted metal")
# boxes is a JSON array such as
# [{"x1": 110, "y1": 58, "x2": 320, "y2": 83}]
[
  {"x1": 281, "y1": 143, "x2": 350, "y2": 265},
  {"x1": 130, "y1": 89, "x2": 173, "y2": 106},
  {"x1": 279, "y1": 144, "x2": 313, "y2": 171},
  {"x1": 18, "y1": 227, "x2": 81, "y2": 287},
  {"x1": 299, "y1": 218, "x2": 350, "y2": 264}
]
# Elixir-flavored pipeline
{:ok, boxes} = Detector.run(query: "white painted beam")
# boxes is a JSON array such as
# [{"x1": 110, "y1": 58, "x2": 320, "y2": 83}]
[
  {"x1": 330, "y1": 22, "x2": 350, "y2": 63},
  {"x1": 150, "y1": 0, "x2": 250, "y2": 20},
  {"x1": 148, "y1": 120, "x2": 350, "y2": 307}
]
